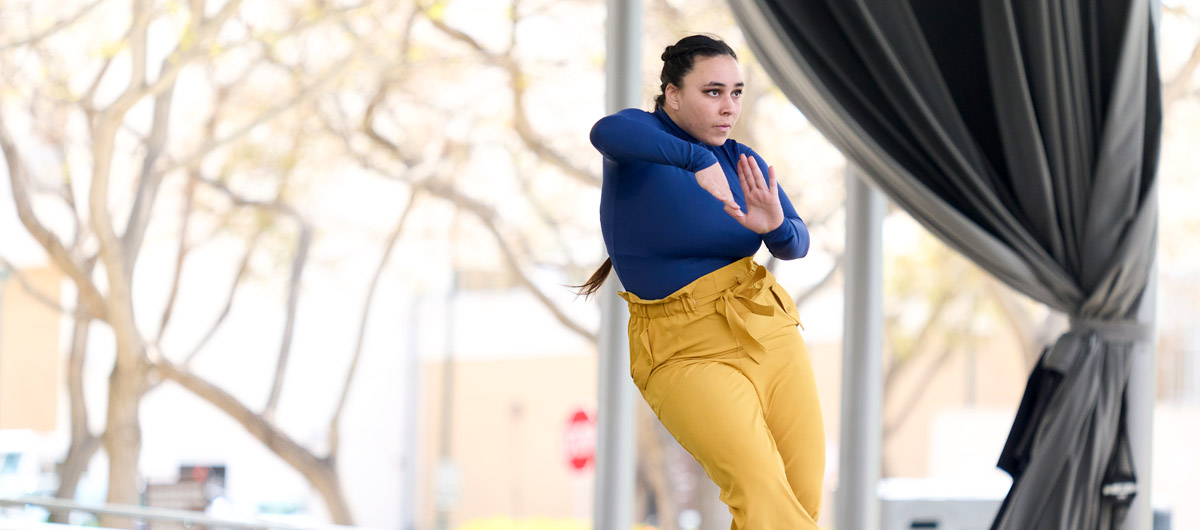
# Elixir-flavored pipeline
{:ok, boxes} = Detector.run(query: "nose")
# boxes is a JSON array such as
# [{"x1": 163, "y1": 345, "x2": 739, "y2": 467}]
[{"x1": 720, "y1": 95, "x2": 736, "y2": 116}]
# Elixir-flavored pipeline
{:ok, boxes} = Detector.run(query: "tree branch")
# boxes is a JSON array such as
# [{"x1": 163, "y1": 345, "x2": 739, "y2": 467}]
[
  {"x1": 883, "y1": 287, "x2": 955, "y2": 393},
  {"x1": 352, "y1": 92, "x2": 597, "y2": 343},
  {"x1": 187, "y1": 172, "x2": 296, "y2": 216},
  {"x1": 0, "y1": 0, "x2": 109, "y2": 51},
  {"x1": 66, "y1": 305, "x2": 97, "y2": 445},
  {"x1": 154, "y1": 175, "x2": 197, "y2": 347},
  {"x1": 155, "y1": 44, "x2": 362, "y2": 177},
  {"x1": 0, "y1": 257, "x2": 73, "y2": 314},
  {"x1": 127, "y1": 0, "x2": 153, "y2": 96},
  {"x1": 420, "y1": 179, "x2": 597, "y2": 343},
  {"x1": 48, "y1": 142, "x2": 88, "y2": 251},
  {"x1": 154, "y1": 357, "x2": 354, "y2": 526},
  {"x1": 983, "y1": 275, "x2": 1037, "y2": 368},
  {"x1": 0, "y1": 111, "x2": 108, "y2": 319},
  {"x1": 1163, "y1": 5, "x2": 1188, "y2": 17},
  {"x1": 329, "y1": 189, "x2": 421, "y2": 457},
  {"x1": 421, "y1": 9, "x2": 601, "y2": 187},
  {"x1": 81, "y1": 56, "x2": 115, "y2": 118},
  {"x1": 106, "y1": 0, "x2": 245, "y2": 117},
  {"x1": 182, "y1": 228, "x2": 265, "y2": 368},
  {"x1": 1166, "y1": 37, "x2": 1200, "y2": 108},
  {"x1": 882, "y1": 291, "x2": 975, "y2": 440},
  {"x1": 262, "y1": 222, "x2": 309, "y2": 419},
  {"x1": 155, "y1": 358, "x2": 319, "y2": 463},
  {"x1": 51, "y1": 293, "x2": 103, "y2": 523},
  {"x1": 182, "y1": 160, "x2": 310, "y2": 418},
  {"x1": 122, "y1": 86, "x2": 176, "y2": 269},
  {"x1": 882, "y1": 346, "x2": 958, "y2": 440},
  {"x1": 509, "y1": 154, "x2": 579, "y2": 270}
]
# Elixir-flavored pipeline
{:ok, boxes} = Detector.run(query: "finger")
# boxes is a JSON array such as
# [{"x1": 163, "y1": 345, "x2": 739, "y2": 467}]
[
  {"x1": 725, "y1": 199, "x2": 744, "y2": 218},
  {"x1": 738, "y1": 157, "x2": 751, "y2": 199},
  {"x1": 741, "y1": 154, "x2": 760, "y2": 193},
  {"x1": 750, "y1": 156, "x2": 767, "y2": 191},
  {"x1": 768, "y1": 165, "x2": 778, "y2": 195}
]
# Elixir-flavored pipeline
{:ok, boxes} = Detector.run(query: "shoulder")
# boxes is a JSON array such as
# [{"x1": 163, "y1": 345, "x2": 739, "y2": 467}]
[
  {"x1": 608, "y1": 107, "x2": 661, "y2": 126},
  {"x1": 614, "y1": 107, "x2": 652, "y2": 118},
  {"x1": 593, "y1": 108, "x2": 664, "y2": 134}
]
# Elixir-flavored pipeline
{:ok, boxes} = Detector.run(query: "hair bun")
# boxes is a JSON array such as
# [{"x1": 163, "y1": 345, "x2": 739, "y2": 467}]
[{"x1": 661, "y1": 45, "x2": 677, "y2": 61}]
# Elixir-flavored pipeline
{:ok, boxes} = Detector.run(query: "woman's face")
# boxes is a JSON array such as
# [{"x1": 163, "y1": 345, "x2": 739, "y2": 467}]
[{"x1": 664, "y1": 54, "x2": 743, "y2": 146}]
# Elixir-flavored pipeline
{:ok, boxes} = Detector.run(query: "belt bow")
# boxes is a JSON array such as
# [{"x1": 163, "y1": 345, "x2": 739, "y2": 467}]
[{"x1": 713, "y1": 265, "x2": 775, "y2": 364}]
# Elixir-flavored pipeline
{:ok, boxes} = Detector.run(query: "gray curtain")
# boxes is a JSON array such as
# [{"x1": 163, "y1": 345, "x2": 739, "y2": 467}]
[{"x1": 726, "y1": 0, "x2": 1161, "y2": 528}]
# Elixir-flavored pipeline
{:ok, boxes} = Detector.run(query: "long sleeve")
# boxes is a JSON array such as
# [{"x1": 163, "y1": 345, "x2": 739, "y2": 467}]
[
  {"x1": 590, "y1": 108, "x2": 718, "y2": 172},
  {"x1": 760, "y1": 199, "x2": 810, "y2": 259},
  {"x1": 744, "y1": 148, "x2": 810, "y2": 260}
]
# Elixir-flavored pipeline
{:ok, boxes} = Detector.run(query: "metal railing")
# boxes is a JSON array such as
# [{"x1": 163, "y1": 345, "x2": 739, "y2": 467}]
[{"x1": 0, "y1": 497, "x2": 366, "y2": 530}]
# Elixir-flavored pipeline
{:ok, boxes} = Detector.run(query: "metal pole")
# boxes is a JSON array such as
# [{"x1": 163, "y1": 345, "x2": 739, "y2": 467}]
[
  {"x1": 0, "y1": 496, "x2": 320, "y2": 530},
  {"x1": 1128, "y1": 4, "x2": 1160, "y2": 527},
  {"x1": 0, "y1": 265, "x2": 7, "y2": 418},
  {"x1": 401, "y1": 294, "x2": 422, "y2": 530},
  {"x1": 1127, "y1": 259, "x2": 1156, "y2": 530},
  {"x1": 594, "y1": 1, "x2": 639, "y2": 528},
  {"x1": 838, "y1": 164, "x2": 885, "y2": 530},
  {"x1": 435, "y1": 220, "x2": 461, "y2": 530}
]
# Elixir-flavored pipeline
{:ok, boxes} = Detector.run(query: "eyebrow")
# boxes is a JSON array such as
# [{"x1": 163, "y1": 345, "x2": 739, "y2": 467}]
[{"x1": 701, "y1": 81, "x2": 746, "y2": 88}]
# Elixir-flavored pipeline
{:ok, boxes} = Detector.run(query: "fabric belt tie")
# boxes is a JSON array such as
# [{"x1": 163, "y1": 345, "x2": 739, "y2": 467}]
[
  {"x1": 713, "y1": 265, "x2": 775, "y2": 364},
  {"x1": 1069, "y1": 317, "x2": 1153, "y2": 343}
]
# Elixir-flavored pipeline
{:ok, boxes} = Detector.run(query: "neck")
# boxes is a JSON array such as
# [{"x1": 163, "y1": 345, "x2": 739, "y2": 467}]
[{"x1": 661, "y1": 105, "x2": 681, "y2": 125}]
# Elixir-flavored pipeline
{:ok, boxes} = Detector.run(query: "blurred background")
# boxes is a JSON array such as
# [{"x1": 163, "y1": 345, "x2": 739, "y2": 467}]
[{"x1": 0, "y1": 0, "x2": 1197, "y2": 529}]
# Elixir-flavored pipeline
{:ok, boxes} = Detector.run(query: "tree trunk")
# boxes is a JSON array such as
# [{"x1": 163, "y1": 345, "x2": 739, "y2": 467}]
[
  {"x1": 101, "y1": 349, "x2": 147, "y2": 529},
  {"x1": 52, "y1": 309, "x2": 102, "y2": 523},
  {"x1": 51, "y1": 436, "x2": 102, "y2": 523}
]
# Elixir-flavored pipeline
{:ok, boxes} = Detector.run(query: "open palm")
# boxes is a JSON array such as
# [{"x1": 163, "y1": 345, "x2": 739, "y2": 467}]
[{"x1": 735, "y1": 153, "x2": 784, "y2": 234}]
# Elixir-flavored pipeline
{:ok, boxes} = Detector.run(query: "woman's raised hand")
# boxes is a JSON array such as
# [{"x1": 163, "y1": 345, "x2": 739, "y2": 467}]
[
  {"x1": 735, "y1": 153, "x2": 784, "y2": 234},
  {"x1": 695, "y1": 162, "x2": 745, "y2": 219}
]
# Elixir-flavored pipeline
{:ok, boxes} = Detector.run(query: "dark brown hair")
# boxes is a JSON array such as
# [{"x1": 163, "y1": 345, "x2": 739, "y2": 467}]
[
  {"x1": 654, "y1": 34, "x2": 738, "y2": 109},
  {"x1": 571, "y1": 257, "x2": 612, "y2": 299}
]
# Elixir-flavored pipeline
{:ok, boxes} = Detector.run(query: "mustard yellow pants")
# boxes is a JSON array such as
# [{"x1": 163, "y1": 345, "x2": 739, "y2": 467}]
[{"x1": 619, "y1": 257, "x2": 824, "y2": 529}]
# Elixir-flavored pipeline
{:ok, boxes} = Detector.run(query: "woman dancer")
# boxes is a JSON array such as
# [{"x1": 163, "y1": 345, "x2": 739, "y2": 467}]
[{"x1": 576, "y1": 34, "x2": 825, "y2": 529}]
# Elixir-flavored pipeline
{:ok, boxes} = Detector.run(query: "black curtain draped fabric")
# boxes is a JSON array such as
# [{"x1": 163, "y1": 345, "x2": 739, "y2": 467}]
[{"x1": 726, "y1": 0, "x2": 1161, "y2": 528}]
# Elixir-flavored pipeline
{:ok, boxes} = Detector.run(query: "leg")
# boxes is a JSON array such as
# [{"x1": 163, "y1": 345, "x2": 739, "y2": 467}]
[
  {"x1": 753, "y1": 326, "x2": 826, "y2": 522},
  {"x1": 641, "y1": 359, "x2": 820, "y2": 530}
]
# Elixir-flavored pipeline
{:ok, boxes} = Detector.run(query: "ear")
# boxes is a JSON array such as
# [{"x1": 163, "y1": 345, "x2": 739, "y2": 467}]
[{"x1": 665, "y1": 83, "x2": 682, "y2": 111}]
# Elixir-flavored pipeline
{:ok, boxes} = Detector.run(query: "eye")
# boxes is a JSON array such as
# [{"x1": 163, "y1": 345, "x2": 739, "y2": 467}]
[
  {"x1": 706, "y1": 89, "x2": 720, "y2": 96},
  {"x1": 732, "y1": 89, "x2": 743, "y2": 98}
]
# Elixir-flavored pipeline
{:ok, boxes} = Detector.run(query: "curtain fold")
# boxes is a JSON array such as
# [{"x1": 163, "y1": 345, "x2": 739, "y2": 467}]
[{"x1": 727, "y1": 0, "x2": 1161, "y2": 527}]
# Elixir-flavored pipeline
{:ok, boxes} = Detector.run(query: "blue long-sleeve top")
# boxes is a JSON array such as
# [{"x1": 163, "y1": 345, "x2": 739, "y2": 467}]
[{"x1": 591, "y1": 107, "x2": 810, "y2": 300}]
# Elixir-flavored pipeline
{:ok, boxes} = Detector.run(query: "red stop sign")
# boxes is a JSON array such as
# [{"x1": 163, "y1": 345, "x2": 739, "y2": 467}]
[{"x1": 563, "y1": 408, "x2": 596, "y2": 472}]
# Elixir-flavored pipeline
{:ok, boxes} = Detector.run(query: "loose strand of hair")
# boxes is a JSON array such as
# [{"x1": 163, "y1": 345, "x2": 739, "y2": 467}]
[{"x1": 570, "y1": 258, "x2": 612, "y2": 300}]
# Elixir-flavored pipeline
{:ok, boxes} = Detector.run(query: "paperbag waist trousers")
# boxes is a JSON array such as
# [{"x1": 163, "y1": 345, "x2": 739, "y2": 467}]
[{"x1": 618, "y1": 257, "x2": 825, "y2": 529}]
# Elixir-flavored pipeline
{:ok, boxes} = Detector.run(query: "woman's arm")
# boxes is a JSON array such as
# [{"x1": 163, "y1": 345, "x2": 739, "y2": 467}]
[
  {"x1": 742, "y1": 148, "x2": 810, "y2": 260},
  {"x1": 589, "y1": 108, "x2": 718, "y2": 172},
  {"x1": 761, "y1": 184, "x2": 810, "y2": 260}
]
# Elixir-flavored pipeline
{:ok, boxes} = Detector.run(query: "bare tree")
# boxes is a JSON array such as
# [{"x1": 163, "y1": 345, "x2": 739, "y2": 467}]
[{"x1": 0, "y1": 0, "x2": 390, "y2": 525}]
